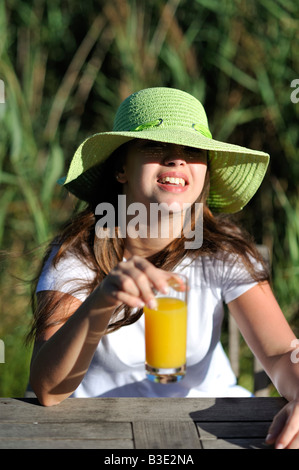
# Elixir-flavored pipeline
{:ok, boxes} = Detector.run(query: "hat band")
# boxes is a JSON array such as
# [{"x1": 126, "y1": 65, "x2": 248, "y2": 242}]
[
  {"x1": 130, "y1": 119, "x2": 212, "y2": 139},
  {"x1": 130, "y1": 119, "x2": 163, "y2": 131},
  {"x1": 192, "y1": 123, "x2": 212, "y2": 139}
]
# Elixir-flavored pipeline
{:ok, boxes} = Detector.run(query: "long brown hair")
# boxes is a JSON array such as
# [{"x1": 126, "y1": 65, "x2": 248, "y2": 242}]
[{"x1": 27, "y1": 143, "x2": 269, "y2": 343}]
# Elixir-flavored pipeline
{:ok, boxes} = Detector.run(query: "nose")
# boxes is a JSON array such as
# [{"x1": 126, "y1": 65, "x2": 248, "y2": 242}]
[{"x1": 162, "y1": 145, "x2": 187, "y2": 166}]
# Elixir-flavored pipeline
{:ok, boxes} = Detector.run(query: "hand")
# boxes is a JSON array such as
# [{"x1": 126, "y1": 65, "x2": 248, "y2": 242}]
[
  {"x1": 266, "y1": 399, "x2": 299, "y2": 449},
  {"x1": 97, "y1": 255, "x2": 181, "y2": 310}
]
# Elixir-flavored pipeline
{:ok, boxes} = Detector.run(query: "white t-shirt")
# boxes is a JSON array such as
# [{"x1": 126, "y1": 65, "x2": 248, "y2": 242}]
[{"x1": 36, "y1": 246, "x2": 261, "y2": 398}]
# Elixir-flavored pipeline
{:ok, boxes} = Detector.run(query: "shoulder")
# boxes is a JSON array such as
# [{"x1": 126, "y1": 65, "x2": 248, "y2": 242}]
[
  {"x1": 36, "y1": 243, "x2": 97, "y2": 301},
  {"x1": 179, "y1": 251, "x2": 246, "y2": 275},
  {"x1": 179, "y1": 252, "x2": 264, "y2": 301},
  {"x1": 43, "y1": 243, "x2": 95, "y2": 276}
]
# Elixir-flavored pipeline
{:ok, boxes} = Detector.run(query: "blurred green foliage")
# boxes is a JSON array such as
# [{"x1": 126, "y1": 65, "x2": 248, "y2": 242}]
[{"x1": 0, "y1": 0, "x2": 298, "y2": 396}]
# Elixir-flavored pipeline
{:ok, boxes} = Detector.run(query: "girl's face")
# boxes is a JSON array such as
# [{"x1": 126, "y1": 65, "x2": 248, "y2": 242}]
[{"x1": 118, "y1": 139, "x2": 208, "y2": 211}]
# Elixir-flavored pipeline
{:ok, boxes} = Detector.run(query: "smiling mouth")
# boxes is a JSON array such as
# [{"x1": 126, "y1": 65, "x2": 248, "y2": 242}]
[{"x1": 157, "y1": 176, "x2": 186, "y2": 187}]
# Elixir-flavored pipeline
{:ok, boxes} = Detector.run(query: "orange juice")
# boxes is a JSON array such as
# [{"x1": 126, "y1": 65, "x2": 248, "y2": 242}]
[{"x1": 144, "y1": 297, "x2": 187, "y2": 369}]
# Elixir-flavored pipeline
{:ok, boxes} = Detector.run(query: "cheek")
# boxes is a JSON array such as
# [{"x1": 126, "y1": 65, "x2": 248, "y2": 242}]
[
  {"x1": 190, "y1": 165, "x2": 208, "y2": 202},
  {"x1": 124, "y1": 166, "x2": 155, "y2": 200},
  {"x1": 193, "y1": 164, "x2": 207, "y2": 186},
  {"x1": 138, "y1": 164, "x2": 159, "y2": 187}
]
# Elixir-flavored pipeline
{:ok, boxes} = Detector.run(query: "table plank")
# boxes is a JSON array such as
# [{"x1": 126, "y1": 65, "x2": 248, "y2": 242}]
[
  {"x1": 0, "y1": 420, "x2": 134, "y2": 449},
  {"x1": 0, "y1": 397, "x2": 287, "y2": 423},
  {"x1": 201, "y1": 439, "x2": 271, "y2": 450},
  {"x1": 196, "y1": 421, "x2": 271, "y2": 439},
  {"x1": 133, "y1": 421, "x2": 201, "y2": 449},
  {"x1": 0, "y1": 421, "x2": 131, "y2": 439},
  {"x1": 0, "y1": 438, "x2": 134, "y2": 449},
  {"x1": 187, "y1": 397, "x2": 286, "y2": 422},
  {"x1": 0, "y1": 397, "x2": 286, "y2": 449}
]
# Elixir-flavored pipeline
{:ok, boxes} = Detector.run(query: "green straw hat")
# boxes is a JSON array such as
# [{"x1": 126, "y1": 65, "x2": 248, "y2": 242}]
[{"x1": 61, "y1": 87, "x2": 269, "y2": 213}]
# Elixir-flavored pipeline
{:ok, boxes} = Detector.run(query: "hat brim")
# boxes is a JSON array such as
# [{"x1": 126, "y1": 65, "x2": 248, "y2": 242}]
[{"x1": 62, "y1": 128, "x2": 269, "y2": 213}]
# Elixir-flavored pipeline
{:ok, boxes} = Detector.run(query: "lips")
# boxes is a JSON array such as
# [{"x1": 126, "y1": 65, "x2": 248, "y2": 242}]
[
  {"x1": 156, "y1": 172, "x2": 189, "y2": 193},
  {"x1": 157, "y1": 172, "x2": 189, "y2": 187},
  {"x1": 158, "y1": 176, "x2": 186, "y2": 187}
]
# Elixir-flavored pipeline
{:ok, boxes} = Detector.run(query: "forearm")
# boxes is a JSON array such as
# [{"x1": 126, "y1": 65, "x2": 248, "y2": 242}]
[
  {"x1": 270, "y1": 351, "x2": 299, "y2": 402},
  {"x1": 30, "y1": 289, "x2": 116, "y2": 406}
]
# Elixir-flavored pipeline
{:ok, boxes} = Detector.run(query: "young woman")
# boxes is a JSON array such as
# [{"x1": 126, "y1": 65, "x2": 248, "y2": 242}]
[{"x1": 27, "y1": 87, "x2": 299, "y2": 448}]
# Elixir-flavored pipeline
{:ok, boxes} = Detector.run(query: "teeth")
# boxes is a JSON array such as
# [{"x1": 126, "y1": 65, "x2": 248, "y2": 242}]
[{"x1": 159, "y1": 176, "x2": 186, "y2": 186}]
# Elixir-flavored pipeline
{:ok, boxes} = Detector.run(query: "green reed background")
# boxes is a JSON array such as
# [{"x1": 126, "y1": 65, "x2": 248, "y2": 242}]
[{"x1": 0, "y1": 0, "x2": 298, "y2": 396}]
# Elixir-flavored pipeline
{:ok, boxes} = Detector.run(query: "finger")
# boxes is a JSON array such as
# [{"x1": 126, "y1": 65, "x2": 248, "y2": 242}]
[
  {"x1": 120, "y1": 259, "x2": 167, "y2": 308},
  {"x1": 129, "y1": 256, "x2": 170, "y2": 294},
  {"x1": 285, "y1": 431, "x2": 299, "y2": 449},
  {"x1": 275, "y1": 406, "x2": 299, "y2": 449},
  {"x1": 121, "y1": 267, "x2": 158, "y2": 308},
  {"x1": 109, "y1": 262, "x2": 160, "y2": 308},
  {"x1": 168, "y1": 274, "x2": 188, "y2": 292},
  {"x1": 100, "y1": 269, "x2": 142, "y2": 307},
  {"x1": 116, "y1": 271, "x2": 141, "y2": 297},
  {"x1": 266, "y1": 409, "x2": 288, "y2": 445},
  {"x1": 110, "y1": 289, "x2": 145, "y2": 309},
  {"x1": 131, "y1": 261, "x2": 189, "y2": 307}
]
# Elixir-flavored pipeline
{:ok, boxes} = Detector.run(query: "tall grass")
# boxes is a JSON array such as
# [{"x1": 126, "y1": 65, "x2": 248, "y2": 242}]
[{"x1": 0, "y1": 0, "x2": 298, "y2": 396}]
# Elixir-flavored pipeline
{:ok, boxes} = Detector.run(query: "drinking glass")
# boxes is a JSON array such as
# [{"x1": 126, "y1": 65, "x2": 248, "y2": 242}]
[{"x1": 143, "y1": 273, "x2": 188, "y2": 383}]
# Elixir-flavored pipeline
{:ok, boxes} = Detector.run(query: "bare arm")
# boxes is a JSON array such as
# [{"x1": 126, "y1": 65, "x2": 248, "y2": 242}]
[
  {"x1": 29, "y1": 256, "x2": 174, "y2": 406},
  {"x1": 228, "y1": 282, "x2": 299, "y2": 448},
  {"x1": 228, "y1": 282, "x2": 299, "y2": 400},
  {"x1": 29, "y1": 289, "x2": 116, "y2": 406}
]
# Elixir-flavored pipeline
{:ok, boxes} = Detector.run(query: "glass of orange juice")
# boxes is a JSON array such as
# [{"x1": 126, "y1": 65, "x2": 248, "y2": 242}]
[{"x1": 143, "y1": 273, "x2": 188, "y2": 383}]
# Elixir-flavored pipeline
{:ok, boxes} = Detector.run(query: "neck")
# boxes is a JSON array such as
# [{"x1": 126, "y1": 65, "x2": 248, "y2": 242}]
[
  {"x1": 123, "y1": 238, "x2": 170, "y2": 259},
  {"x1": 123, "y1": 210, "x2": 184, "y2": 258}
]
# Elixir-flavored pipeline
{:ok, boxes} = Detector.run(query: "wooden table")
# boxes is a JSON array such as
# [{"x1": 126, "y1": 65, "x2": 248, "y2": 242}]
[{"x1": 0, "y1": 397, "x2": 286, "y2": 450}]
